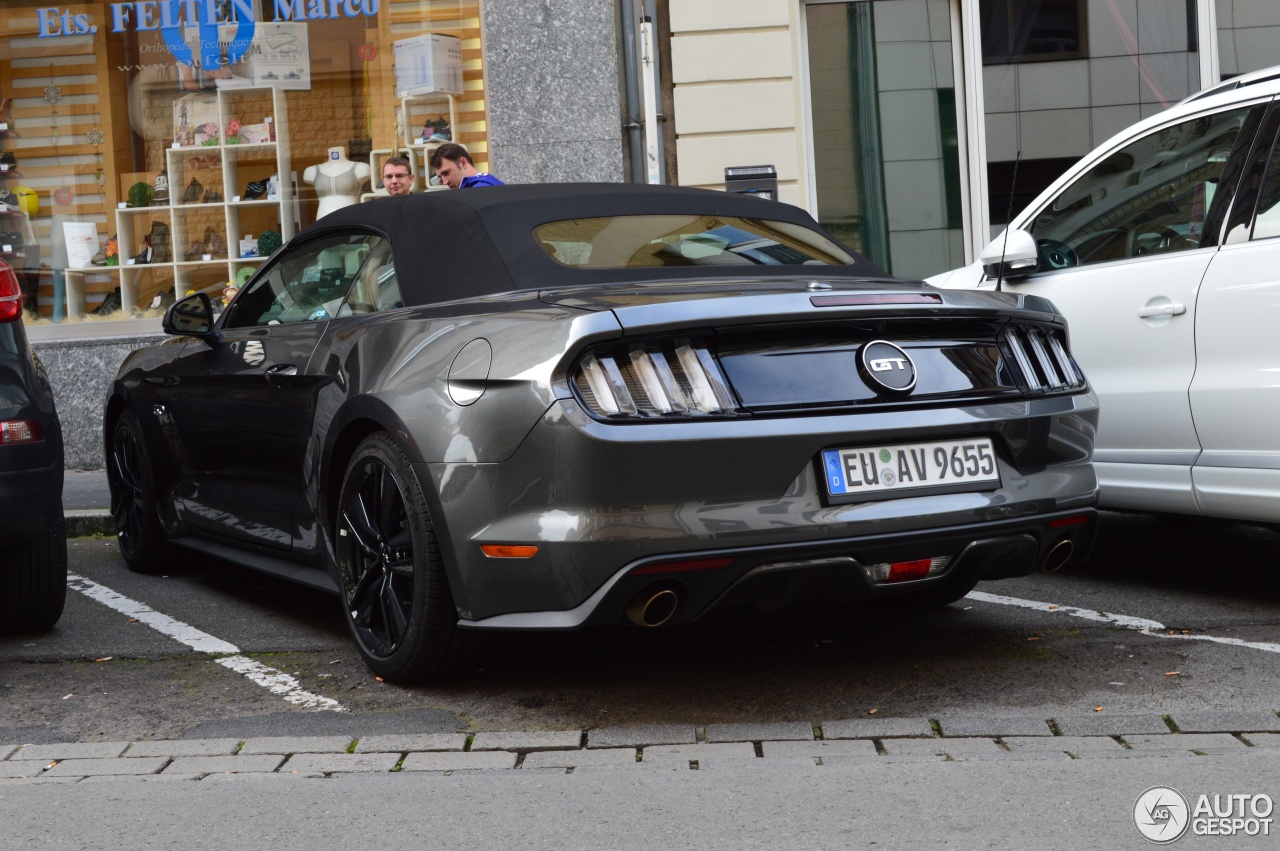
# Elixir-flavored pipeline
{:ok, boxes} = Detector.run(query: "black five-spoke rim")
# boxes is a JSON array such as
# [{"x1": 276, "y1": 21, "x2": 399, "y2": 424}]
[
  {"x1": 109, "y1": 424, "x2": 145, "y2": 557},
  {"x1": 339, "y1": 458, "x2": 415, "y2": 658}
]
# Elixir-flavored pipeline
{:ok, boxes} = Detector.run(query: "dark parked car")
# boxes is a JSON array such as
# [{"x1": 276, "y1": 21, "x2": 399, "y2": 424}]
[
  {"x1": 104, "y1": 184, "x2": 1100, "y2": 682},
  {"x1": 0, "y1": 258, "x2": 65, "y2": 634}
]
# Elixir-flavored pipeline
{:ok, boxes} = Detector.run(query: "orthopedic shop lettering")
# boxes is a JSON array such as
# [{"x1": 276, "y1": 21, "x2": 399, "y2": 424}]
[{"x1": 37, "y1": 0, "x2": 377, "y2": 69}]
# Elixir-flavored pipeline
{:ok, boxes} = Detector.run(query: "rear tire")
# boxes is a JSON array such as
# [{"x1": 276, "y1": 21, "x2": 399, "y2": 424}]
[
  {"x1": 335, "y1": 432, "x2": 471, "y2": 683},
  {"x1": 107, "y1": 410, "x2": 170, "y2": 574},
  {"x1": 0, "y1": 513, "x2": 67, "y2": 634}
]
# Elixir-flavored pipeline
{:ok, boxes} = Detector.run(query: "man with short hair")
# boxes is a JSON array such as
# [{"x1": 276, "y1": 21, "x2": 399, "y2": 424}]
[
  {"x1": 429, "y1": 143, "x2": 504, "y2": 189},
  {"x1": 381, "y1": 155, "x2": 413, "y2": 196}
]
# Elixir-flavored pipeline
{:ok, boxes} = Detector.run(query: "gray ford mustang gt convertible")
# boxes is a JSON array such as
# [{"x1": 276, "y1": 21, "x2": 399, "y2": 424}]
[{"x1": 104, "y1": 184, "x2": 1100, "y2": 682}]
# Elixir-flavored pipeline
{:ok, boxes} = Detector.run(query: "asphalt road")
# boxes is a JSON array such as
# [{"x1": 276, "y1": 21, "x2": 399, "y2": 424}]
[{"x1": 3, "y1": 511, "x2": 1280, "y2": 743}]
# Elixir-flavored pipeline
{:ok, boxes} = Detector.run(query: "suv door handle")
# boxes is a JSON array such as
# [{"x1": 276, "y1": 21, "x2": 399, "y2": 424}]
[
  {"x1": 265, "y1": 364, "x2": 298, "y2": 387},
  {"x1": 1137, "y1": 302, "x2": 1186, "y2": 318}
]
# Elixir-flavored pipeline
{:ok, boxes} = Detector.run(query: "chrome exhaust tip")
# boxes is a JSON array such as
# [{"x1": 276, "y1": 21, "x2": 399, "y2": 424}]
[
  {"x1": 1041, "y1": 539, "x2": 1074, "y2": 573},
  {"x1": 625, "y1": 588, "x2": 680, "y2": 628}
]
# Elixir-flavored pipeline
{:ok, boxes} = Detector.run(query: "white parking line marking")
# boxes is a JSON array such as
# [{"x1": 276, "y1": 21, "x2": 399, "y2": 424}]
[
  {"x1": 967, "y1": 590, "x2": 1280, "y2": 654},
  {"x1": 67, "y1": 573, "x2": 345, "y2": 711}
]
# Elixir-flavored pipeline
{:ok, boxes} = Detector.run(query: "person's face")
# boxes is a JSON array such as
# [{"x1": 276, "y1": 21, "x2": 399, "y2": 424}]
[
  {"x1": 382, "y1": 165, "x2": 412, "y2": 196},
  {"x1": 434, "y1": 156, "x2": 466, "y2": 189}
]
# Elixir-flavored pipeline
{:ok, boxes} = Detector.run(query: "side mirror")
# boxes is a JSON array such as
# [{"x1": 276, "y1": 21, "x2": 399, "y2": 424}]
[
  {"x1": 163, "y1": 292, "x2": 220, "y2": 341},
  {"x1": 979, "y1": 229, "x2": 1039, "y2": 281}
]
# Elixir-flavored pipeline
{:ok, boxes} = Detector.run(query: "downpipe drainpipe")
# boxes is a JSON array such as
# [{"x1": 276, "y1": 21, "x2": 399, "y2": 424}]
[
  {"x1": 619, "y1": 0, "x2": 646, "y2": 183},
  {"x1": 640, "y1": 0, "x2": 667, "y2": 184}
]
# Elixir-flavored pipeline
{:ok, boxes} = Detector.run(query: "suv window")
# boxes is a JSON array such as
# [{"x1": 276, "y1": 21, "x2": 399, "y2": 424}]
[
  {"x1": 1251, "y1": 131, "x2": 1280, "y2": 241},
  {"x1": 225, "y1": 234, "x2": 383, "y2": 328},
  {"x1": 1028, "y1": 106, "x2": 1254, "y2": 271}
]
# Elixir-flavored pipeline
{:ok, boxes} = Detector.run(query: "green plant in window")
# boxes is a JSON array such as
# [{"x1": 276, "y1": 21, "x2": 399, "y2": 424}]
[
  {"x1": 257, "y1": 229, "x2": 282, "y2": 256},
  {"x1": 127, "y1": 181, "x2": 152, "y2": 208}
]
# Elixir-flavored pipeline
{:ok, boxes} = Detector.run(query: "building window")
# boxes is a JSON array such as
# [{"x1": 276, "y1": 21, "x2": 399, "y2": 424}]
[{"x1": 980, "y1": 0, "x2": 1087, "y2": 65}]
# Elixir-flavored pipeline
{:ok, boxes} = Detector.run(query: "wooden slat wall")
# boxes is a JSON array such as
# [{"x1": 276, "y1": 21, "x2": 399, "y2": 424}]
[
  {"x1": 372, "y1": 0, "x2": 489, "y2": 168},
  {"x1": 2, "y1": 6, "x2": 119, "y2": 251}
]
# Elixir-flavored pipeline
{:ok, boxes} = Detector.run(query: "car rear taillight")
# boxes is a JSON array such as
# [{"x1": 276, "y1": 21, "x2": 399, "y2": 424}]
[
  {"x1": 0, "y1": 259, "x2": 22, "y2": 323},
  {"x1": 0, "y1": 420, "x2": 44, "y2": 444},
  {"x1": 574, "y1": 341, "x2": 739, "y2": 419}
]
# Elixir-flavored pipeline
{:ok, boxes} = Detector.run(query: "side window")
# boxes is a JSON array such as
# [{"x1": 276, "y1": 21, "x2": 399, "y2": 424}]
[
  {"x1": 335, "y1": 241, "x2": 404, "y2": 317},
  {"x1": 224, "y1": 234, "x2": 384, "y2": 328},
  {"x1": 1028, "y1": 106, "x2": 1254, "y2": 271},
  {"x1": 1251, "y1": 132, "x2": 1280, "y2": 241}
]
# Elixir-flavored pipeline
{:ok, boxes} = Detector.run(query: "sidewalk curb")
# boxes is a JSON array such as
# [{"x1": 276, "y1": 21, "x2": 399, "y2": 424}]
[{"x1": 66, "y1": 509, "x2": 113, "y2": 539}]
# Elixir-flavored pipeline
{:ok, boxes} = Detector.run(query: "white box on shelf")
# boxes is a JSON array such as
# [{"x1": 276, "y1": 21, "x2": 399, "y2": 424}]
[
  {"x1": 393, "y1": 34, "x2": 463, "y2": 97},
  {"x1": 239, "y1": 236, "x2": 258, "y2": 258}
]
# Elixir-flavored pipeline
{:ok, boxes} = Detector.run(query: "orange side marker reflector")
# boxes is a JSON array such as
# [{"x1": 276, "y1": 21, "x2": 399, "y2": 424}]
[{"x1": 481, "y1": 545, "x2": 539, "y2": 559}]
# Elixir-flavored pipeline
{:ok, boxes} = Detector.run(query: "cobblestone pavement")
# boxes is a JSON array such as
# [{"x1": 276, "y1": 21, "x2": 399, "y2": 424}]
[{"x1": 5, "y1": 713, "x2": 1279, "y2": 782}]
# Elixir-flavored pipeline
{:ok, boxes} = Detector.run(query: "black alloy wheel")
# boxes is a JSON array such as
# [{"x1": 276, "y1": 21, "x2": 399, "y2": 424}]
[
  {"x1": 336, "y1": 432, "x2": 466, "y2": 682},
  {"x1": 107, "y1": 411, "x2": 168, "y2": 573}
]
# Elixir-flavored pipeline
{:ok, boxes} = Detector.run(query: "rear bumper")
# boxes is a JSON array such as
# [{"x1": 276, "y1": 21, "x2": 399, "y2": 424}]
[
  {"x1": 457, "y1": 509, "x2": 1097, "y2": 630},
  {"x1": 421, "y1": 390, "x2": 1100, "y2": 623},
  {"x1": 0, "y1": 455, "x2": 62, "y2": 540}
]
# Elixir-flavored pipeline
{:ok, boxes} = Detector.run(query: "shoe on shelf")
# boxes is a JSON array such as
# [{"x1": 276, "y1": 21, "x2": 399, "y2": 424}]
[
  {"x1": 243, "y1": 180, "x2": 267, "y2": 201},
  {"x1": 91, "y1": 245, "x2": 107, "y2": 265},
  {"x1": 183, "y1": 241, "x2": 206, "y2": 262},
  {"x1": 202, "y1": 188, "x2": 223, "y2": 203},
  {"x1": 182, "y1": 177, "x2": 203, "y2": 203},
  {"x1": 0, "y1": 188, "x2": 18, "y2": 211},
  {"x1": 93, "y1": 287, "x2": 122, "y2": 315},
  {"x1": 0, "y1": 150, "x2": 16, "y2": 172},
  {"x1": 0, "y1": 98, "x2": 17, "y2": 138},
  {"x1": 153, "y1": 170, "x2": 170, "y2": 204},
  {"x1": 204, "y1": 227, "x2": 227, "y2": 259},
  {"x1": 133, "y1": 236, "x2": 153, "y2": 265},
  {"x1": 148, "y1": 220, "x2": 172, "y2": 263}
]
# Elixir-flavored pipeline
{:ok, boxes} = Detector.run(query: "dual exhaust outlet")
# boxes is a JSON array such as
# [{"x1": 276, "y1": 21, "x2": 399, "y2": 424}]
[{"x1": 624, "y1": 538, "x2": 1076, "y2": 627}]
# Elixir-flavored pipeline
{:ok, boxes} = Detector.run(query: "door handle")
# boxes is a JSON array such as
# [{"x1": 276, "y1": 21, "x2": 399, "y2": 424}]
[
  {"x1": 1137, "y1": 303, "x2": 1186, "y2": 318},
  {"x1": 265, "y1": 364, "x2": 298, "y2": 387}
]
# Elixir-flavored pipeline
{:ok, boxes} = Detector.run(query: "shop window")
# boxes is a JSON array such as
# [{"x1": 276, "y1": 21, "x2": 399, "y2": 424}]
[{"x1": 980, "y1": 0, "x2": 1086, "y2": 65}]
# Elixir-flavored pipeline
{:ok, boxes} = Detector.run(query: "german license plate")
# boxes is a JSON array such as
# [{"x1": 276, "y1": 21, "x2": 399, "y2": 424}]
[{"x1": 822, "y1": 438, "x2": 1000, "y2": 498}]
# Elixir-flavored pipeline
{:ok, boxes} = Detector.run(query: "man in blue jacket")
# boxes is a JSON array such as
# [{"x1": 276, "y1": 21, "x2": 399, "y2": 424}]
[{"x1": 429, "y1": 143, "x2": 505, "y2": 189}]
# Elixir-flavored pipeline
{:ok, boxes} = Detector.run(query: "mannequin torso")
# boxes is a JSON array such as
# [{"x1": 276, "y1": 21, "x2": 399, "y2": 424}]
[{"x1": 304, "y1": 147, "x2": 370, "y2": 218}]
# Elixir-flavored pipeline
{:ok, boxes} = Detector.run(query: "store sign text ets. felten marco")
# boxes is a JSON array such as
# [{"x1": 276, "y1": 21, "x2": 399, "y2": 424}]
[{"x1": 36, "y1": 0, "x2": 379, "y2": 39}]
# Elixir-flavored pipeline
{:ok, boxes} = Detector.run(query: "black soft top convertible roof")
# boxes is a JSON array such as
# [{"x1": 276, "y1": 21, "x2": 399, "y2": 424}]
[{"x1": 304, "y1": 183, "x2": 889, "y2": 305}]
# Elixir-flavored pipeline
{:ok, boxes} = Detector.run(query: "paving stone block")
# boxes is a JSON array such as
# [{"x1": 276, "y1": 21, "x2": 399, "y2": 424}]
[
  {"x1": 284, "y1": 753, "x2": 400, "y2": 773},
  {"x1": 698, "y1": 757, "x2": 817, "y2": 772},
  {"x1": 163, "y1": 755, "x2": 286, "y2": 775},
  {"x1": 1051, "y1": 714, "x2": 1171, "y2": 737},
  {"x1": 882, "y1": 737, "x2": 1003, "y2": 756},
  {"x1": 823, "y1": 754, "x2": 944, "y2": 766},
  {"x1": 521, "y1": 749, "x2": 637, "y2": 769},
  {"x1": 1244, "y1": 733, "x2": 1280, "y2": 748},
  {"x1": 572, "y1": 763, "x2": 689, "y2": 774},
  {"x1": 43, "y1": 757, "x2": 167, "y2": 777},
  {"x1": 470, "y1": 731, "x2": 581, "y2": 752},
  {"x1": 1124, "y1": 733, "x2": 1247, "y2": 752},
  {"x1": 238, "y1": 736, "x2": 354, "y2": 755},
  {"x1": 936, "y1": 716, "x2": 1053, "y2": 737},
  {"x1": 125, "y1": 739, "x2": 242, "y2": 758},
  {"x1": 205, "y1": 771, "x2": 326, "y2": 781},
  {"x1": 1171, "y1": 711, "x2": 1280, "y2": 733},
  {"x1": 80, "y1": 774, "x2": 203, "y2": 783},
  {"x1": 587, "y1": 725, "x2": 696, "y2": 749},
  {"x1": 821, "y1": 717, "x2": 935, "y2": 739},
  {"x1": 1003, "y1": 736, "x2": 1125, "y2": 753},
  {"x1": 949, "y1": 751, "x2": 1073, "y2": 762},
  {"x1": 355, "y1": 734, "x2": 467, "y2": 754},
  {"x1": 0, "y1": 762, "x2": 47, "y2": 779},
  {"x1": 762, "y1": 740, "x2": 878, "y2": 759},
  {"x1": 705, "y1": 722, "x2": 813, "y2": 743},
  {"x1": 401, "y1": 751, "x2": 517, "y2": 771},
  {"x1": 642, "y1": 743, "x2": 756, "y2": 763},
  {"x1": 0, "y1": 745, "x2": 17, "y2": 761},
  {"x1": 10, "y1": 742, "x2": 131, "y2": 761}
]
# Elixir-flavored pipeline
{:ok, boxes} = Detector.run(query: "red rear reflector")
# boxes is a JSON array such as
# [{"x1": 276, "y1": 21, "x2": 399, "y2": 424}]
[
  {"x1": 810, "y1": 293, "x2": 942, "y2": 307},
  {"x1": 0, "y1": 261, "x2": 21, "y2": 323},
  {"x1": 0, "y1": 420, "x2": 43, "y2": 444},
  {"x1": 633, "y1": 557, "x2": 734, "y2": 576},
  {"x1": 1048, "y1": 516, "x2": 1091, "y2": 528},
  {"x1": 481, "y1": 545, "x2": 539, "y2": 558},
  {"x1": 886, "y1": 559, "x2": 933, "y2": 583}
]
